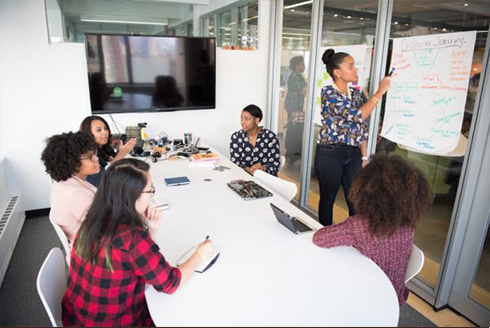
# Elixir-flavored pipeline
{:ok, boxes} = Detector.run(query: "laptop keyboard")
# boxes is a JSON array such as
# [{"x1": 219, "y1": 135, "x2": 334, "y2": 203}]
[{"x1": 292, "y1": 217, "x2": 312, "y2": 232}]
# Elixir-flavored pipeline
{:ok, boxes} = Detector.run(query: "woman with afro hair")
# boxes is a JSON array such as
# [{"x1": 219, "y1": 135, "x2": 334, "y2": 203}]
[
  {"x1": 312, "y1": 155, "x2": 431, "y2": 306},
  {"x1": 41, "y1": 131, "x2": 100, "y2": 252}
]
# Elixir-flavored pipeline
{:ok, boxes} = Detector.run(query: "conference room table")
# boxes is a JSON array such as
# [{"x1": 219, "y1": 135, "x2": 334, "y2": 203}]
[{"x1": 145, "y1": 148, "x2": 400, "y2": 326}]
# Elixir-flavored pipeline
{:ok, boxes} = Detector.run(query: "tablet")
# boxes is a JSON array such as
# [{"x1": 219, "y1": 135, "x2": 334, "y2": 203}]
[{"x1": 164, "y1": 176, "x2": 190, "y2": 186}]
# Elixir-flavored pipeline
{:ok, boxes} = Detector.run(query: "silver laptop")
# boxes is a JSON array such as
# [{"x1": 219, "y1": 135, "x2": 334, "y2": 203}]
[{"x1": 270, "y1": 203, "x2": 316, "y2": 234}]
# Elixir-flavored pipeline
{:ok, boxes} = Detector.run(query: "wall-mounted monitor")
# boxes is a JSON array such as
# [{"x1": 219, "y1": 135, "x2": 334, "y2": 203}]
[{"x1": 85, "y1": 34, "x2": 216, "y2": 113}]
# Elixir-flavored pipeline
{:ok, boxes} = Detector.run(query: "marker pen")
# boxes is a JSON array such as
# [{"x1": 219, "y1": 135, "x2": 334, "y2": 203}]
[{"x1": 388, "y1": 67, "x2": 396, "y2": 76}]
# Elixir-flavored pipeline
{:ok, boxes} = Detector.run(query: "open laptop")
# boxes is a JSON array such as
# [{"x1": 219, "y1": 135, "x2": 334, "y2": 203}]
[
  {"x1": 227, "y1": 179, "x2": 273, "y2": 201},
  {"x1": 270, "y1": 203, "x2": 316, "y2": 234}
]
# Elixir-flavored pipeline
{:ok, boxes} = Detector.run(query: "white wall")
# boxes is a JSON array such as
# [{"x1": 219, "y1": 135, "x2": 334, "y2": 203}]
[{"x1": 0, "y1": 0, "x2": 272, "y2": 210}]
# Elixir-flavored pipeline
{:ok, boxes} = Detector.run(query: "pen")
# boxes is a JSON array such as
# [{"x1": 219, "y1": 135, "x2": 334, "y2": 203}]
[
  {"x1": 206, "y1": 235, "x2": 209, "y2": 241},
  {"x1": 388, "y1": 67, "x2": 396, "y2": 76}
]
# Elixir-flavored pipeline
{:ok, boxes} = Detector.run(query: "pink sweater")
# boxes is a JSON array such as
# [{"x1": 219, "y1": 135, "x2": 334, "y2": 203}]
[
  {"x1": 313, "y1": 215, "x2": 414, "y2": 306},
  {"x1": 50, "y1": 176, "x2": 97, "y2": 249}
]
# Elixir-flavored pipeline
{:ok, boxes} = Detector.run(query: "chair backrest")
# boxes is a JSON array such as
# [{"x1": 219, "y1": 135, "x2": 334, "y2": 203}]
[
  {"x1": 254, "y1": 170, "x2": 297, "y2": 202},
  {"x1": 36, "y1": 248, "x2": 66, "y2": 327},
  {"x1": 279, "y1": 155, "x2": 286, "y2": 172},
  {"x1": 405, "y1": 244, "x2": 425, "y2": 283},
  {"x1": 49, "y1": 217, "x2": 71, "y2": 264}
]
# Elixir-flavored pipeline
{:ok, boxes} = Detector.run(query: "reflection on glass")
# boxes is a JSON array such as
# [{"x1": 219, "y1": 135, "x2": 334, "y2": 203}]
[
  {"x1": 305, "y1": 1, "x2": 379, "y2": 224},
  {"x1": 375, "y1": 0, "x2": 489, "y2": 289},
  {"x1": 276, "y1": 0, "x2": 313, "y2": 200},
  {"x1": 469, "y1": 224, "x2": 490, "y2": 310}
]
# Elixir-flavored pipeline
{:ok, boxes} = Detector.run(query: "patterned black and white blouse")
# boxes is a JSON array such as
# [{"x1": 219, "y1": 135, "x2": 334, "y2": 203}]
[{"x1": 229, "y1": 128, "x2": 281, "y2": 176}]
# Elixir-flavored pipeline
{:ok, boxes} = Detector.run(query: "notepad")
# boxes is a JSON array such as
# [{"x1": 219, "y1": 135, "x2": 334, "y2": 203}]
[{"x1": 176, "y1": 245, "x2": 220, "y2": 274}]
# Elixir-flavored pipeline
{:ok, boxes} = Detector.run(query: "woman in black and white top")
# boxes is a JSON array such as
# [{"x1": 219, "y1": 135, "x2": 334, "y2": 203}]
[{"x1": 230, "y1": 104, "x2": 281, "y2": 176}]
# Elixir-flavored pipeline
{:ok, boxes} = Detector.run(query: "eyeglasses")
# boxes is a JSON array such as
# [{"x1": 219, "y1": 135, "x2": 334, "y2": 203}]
[
  {"x1": 142, "y1": 185, "x2": 156, "y2": 194},
  {"x1": 80, "y1": 152, "x2": 98, "y2": 162}
]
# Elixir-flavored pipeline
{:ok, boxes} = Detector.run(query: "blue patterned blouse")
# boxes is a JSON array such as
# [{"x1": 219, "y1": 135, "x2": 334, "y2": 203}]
[
  {"x1": 230, "y1": 128, "x2": 281, "y2": 176},
  {"x1": 317, "y1": 84, "x2": 368, "y2": 147}
]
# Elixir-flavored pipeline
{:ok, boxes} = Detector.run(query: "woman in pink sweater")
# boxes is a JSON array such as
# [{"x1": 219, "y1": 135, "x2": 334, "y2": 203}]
[
  {"x1": 41, "y1": 132, "x2": 100, "y2": 250},
  {"x1": 313, "y1": 155, "x2": 431, "y2": 306}
]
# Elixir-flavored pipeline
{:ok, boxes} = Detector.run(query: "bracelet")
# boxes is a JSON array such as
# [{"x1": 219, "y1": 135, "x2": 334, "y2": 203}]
[
  {"x1": 362, "y1": 156, "x2": 369, "y2": 161},
  {"x1": 370, "y1": 96, "x2": 379, "y2": 105}
]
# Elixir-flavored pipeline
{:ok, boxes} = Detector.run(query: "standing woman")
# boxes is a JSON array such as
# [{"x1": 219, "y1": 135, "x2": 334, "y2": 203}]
[
  {"x1": 315, "y1": 49, "x2": 391, "y2": 226},
  {"x1": 62, "y1": 158, "x2": 213, "y2": 327},
  {"x1": 80, "y1": 116, "x2": 137, "y2": 187},
  {"x1": 284, "y1": 56, "x2": 307, "y2": 164},
  {"x1": 230, "y1": 104, "x2": 281, "y2": 176}
]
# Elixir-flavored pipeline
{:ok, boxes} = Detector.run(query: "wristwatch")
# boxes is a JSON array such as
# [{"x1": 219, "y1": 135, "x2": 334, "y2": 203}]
[{"x1": 362, "y1": 156, "x2": 369, "y2": 161}]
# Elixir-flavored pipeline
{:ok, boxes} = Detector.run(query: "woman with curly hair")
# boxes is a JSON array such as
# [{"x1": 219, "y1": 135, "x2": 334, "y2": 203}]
[
  {"x1": 41, "y1": 131, "x2": 100, "y2": 250},
  {"x1": 80, "y1": 116, "x2": 136, "y2": 187},
  {"x1": 312, "y1": 155, "x2": 431, "y2": 306}
]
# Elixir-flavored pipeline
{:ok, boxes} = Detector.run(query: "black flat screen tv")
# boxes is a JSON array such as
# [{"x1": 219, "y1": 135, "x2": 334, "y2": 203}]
[{"x1": 85, "y1": 34, "x2": 216, "y2": 113}]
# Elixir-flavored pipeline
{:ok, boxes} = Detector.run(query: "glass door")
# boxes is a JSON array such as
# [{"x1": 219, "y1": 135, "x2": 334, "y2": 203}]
[
  {"x1": 304, "y1": 0, "x2": 380, "y2": 223},
  {"x1": 371, "y1": 1, "x2": 489, "y2": 302},
  {"x1": 273, "y1": 0, "x2": 314, "y2": 200}
]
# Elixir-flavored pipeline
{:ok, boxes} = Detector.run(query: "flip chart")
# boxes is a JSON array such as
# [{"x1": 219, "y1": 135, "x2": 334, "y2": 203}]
[{"x1": 381, "y1": 31, "x2": 476, "y2": 154}]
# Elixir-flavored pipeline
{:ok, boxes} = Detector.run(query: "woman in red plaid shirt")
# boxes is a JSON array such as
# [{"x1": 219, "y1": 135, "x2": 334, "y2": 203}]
[{"x1": 62, "y1": 158, "x2": 213, "y2": 327}]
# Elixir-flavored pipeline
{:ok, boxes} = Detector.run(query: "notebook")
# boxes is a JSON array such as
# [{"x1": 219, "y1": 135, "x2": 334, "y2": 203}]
[
  {"x1": 270, "y1": 203, "x2": 315, "y2": 234},
  {"x1": 227, "y1": 179, "x2": 273, "y2": 201}
]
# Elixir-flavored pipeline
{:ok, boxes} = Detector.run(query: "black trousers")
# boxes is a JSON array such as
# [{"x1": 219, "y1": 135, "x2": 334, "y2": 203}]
[{"x1": 314, "y1": 143, "x2": 362, "y2": 226}]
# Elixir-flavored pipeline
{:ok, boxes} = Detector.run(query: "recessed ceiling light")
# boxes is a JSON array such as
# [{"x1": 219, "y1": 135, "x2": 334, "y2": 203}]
[
  {"x1": 360, "y1": 17, "x2": 364, "y2": 20},
  {"x1": 394, "y1": 22, "x2": 398, "y2": 24},
  {"x1": 464, "y1": 3, "x2": 469, "y2": 6},
  {"x1": 291, "y1": 9, "x2": 295, "y2": 12},
  {"x1": 334, "y1": 14, "x2": 338, "y2": 17},
  {"x1": 347, "y1": 16, "x2": 351, "y2": 18},
  {"x1": 442, "y1": 28, "x2": 446, "y2": 31}
]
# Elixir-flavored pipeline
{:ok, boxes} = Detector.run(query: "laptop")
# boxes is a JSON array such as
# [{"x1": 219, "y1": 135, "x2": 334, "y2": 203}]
[
  {"x1": 227, "y1": 179, "x2": 273, "y2": 201},
  {"x1": 270, "y1": 203, "x2": 316, "y2": 234}
]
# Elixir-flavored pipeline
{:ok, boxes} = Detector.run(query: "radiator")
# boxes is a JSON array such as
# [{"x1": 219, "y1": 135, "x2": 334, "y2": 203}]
[{"x1": 0, "y1": 195, "x2": 25, "y2": 288}]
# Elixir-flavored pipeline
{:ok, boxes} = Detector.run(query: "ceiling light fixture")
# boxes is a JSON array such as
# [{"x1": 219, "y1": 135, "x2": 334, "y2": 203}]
[
  {"x1": 81, "y1": 18, "x2": 167, "y2": 26},
  {"x1": 284, "y1": 0, "x2": 313, "y2": 10}
]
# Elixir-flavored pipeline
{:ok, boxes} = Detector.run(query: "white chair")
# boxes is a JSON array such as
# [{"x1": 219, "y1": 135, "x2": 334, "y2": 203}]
[
  {"x1": 254, "y1": 170, "x2": 297, "y2": 202},
  {"x1": 279, "y1": 155, "x2": 286, "y2": 172},
  {"x1": 405, "y1": 244, "x2": 425, "y2": 283},
  {"x1": 36, "y1": 248, "x2": 66, "y2": 327},
  {"x1": 49, "y1": 217, "x2": 70, "y2": 265}
]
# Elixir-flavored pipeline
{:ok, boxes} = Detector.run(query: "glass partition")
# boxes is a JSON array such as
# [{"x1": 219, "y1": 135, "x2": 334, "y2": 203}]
[
  {"x1": 375, "y1": 0, "x2": 489, "y2": 289},
  {"x1": 304, "y1": 1, "x2": 379, "y2": 223},
  {"x1": 275, "y1": 0, "x2": 313, "y2": 199}
]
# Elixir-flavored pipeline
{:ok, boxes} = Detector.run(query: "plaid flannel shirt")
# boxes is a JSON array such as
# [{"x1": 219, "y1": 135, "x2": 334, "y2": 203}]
[
  {"x1": 318, "y1": 85, "x2": 368, "y2": 146},
  {"x1": 62, "y1": 225, "x2": 181, "y2": 327}
]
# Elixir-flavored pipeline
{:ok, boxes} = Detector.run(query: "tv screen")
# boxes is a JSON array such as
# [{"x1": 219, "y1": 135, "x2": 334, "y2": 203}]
[{"x1": 85, "y1": 34, "x2": 216, "y2": 113}]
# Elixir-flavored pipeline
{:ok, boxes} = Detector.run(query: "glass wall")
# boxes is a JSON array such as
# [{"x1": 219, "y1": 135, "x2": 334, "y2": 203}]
[
  {"x1": 275, "y1": 0, "x2": 313, "y2": 199},
  {"x1": 469, "y1": 221, "x2": 490, "y2": 310},
  {"x1": 375, "y1": 0, "x2": 489, "y2": 289},
  {"x1": 304, "y1": 1, "x2": 379, "y2": 223},
  {"x1": 201, "y1": 0, "x2": 259, "y2": 49}
]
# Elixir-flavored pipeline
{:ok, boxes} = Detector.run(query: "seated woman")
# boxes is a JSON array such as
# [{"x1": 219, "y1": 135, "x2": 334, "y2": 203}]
[
  {"x1": 312, "y1": 155, "x2": 431, "y2": 306},
  {"x1": 41, "y1": 131, "x2": 99, "y2": 250},
  {"x1": 79, "y1": 115, "x2": 137, "y2": 187},
  {"x1": 62, "y1": 158, "x2": 213, "y2": 327},
  {"x1": 230, "y1": 104, "x2": 281, "y2": 176}
]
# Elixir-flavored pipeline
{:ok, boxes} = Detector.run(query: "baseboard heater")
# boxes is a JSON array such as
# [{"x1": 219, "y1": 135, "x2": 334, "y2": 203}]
[{"x1": 0, "y1": 195, "x2": 25, "y2": 288}]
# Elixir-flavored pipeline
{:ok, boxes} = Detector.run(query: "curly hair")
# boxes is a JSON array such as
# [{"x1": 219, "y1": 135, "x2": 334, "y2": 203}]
[
  {"x1": 41, "y1": 131, "x2": 97, "y2": 182},
  {"x1": 349, "y1": 155, "x2": 431, "y2": 237},
  {"x1": 79, "y1": 115, "x2": 116, "y2": 162}
]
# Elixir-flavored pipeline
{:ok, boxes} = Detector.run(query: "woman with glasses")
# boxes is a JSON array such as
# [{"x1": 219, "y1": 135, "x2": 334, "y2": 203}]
[
  {"x1": 41, "y1": 131, "x2": 100, "y2": 251},
  {"x1": 62, "y1": 158, "x2": 213, "y2": 327},
  {"x1": 230, "y1": 104, "x2": 281, "y2": 176},
  {"x1": 80, "y1": 115, "x2": 137, "y2": 187}
]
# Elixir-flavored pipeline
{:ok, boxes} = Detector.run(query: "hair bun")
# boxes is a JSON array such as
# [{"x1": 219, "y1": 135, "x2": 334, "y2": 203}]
[{"x1": 322, "y1": 49, "x2": 335, "y2": 65}]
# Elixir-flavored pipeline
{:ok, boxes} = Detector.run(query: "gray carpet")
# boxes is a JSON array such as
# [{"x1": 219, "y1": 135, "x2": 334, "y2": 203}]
[{"x1": 0, "y1": 216, "x2": 436, "y2": 327}]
